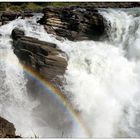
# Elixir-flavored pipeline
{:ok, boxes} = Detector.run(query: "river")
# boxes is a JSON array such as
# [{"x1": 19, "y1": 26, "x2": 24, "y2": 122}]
[{"x1": 0, "y1": 8, "x2": 140, "y2": 138}]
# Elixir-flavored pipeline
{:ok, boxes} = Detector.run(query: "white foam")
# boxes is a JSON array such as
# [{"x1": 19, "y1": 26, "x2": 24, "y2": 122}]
[{"x1": 0, "y1": 9, "x2": 140, "y2": 138}]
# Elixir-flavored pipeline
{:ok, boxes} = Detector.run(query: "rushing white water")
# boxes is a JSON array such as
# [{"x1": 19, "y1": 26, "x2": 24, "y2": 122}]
[
  {"x1": 0, "y1": 16, "x2": 82, "y2": 138},
  {"x1": 0, "y1": 8, "x2": 140, "y2": 138},
  {"x1": 0, "y1": 18, "x2": 41, "y2": 137}
]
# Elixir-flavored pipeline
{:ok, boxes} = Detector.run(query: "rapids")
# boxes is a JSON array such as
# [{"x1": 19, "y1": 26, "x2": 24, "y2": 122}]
[{"x1": 0, "y1": 8, "x2": 140, "y2": 138}]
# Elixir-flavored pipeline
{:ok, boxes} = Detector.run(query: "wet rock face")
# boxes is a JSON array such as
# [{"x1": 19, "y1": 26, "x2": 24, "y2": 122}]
[
  {"x1": 38, "y1": 7, "x2": 106, "y2": 41},
  {"x1": 0, "y1": 11, "x2": 21, "y2": 25},
  {"x1": 0, "y1": 11, "x2": 34, "y2": 25},
  {"x1": 0, "y1": 116, "x2": 16, "y2": 138},
  {"x1": 11, "y1": 28, "x2": 67, "y2": 88}
]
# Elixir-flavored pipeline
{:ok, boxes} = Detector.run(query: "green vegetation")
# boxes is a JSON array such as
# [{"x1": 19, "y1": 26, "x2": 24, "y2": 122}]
[
  {"x1": 46, "y1": 2, "x2": 81, "y2": 7},
  {"x1": 9, "y1": 5, "x2": 21, "y2": 12},
  {"x1": 0, "y1": 3, "x2": 9, "y2": 11},
  {"x1": 0, "y1": 2, "x2": 82, "y2": 12},
  {"x1": 0, "y1": 2, "x2": 42, "y2": 12},
  {"x1": 24, "y1": 3, "x2": 41, "y2": 11}
]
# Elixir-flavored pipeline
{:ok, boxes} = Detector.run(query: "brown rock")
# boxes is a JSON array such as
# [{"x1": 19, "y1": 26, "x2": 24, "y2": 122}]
[
  {"x1": 38, "y1": 6, "x2": 106, "y2": 41},
  {"x1": 11, "y1": 28, "x2": 67, "y2": 88},
  {"x1": 0, "y1": 116, "x2": 15, "y2": 138},
  {"x1": 1, "y1": 11, "x2": 21, "y2": 25}
]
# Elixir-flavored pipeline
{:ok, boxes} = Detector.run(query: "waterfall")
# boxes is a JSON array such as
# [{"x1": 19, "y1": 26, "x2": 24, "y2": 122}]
[
  {"x1": 0, "y1": 19, "x2": 41, "y2": 137},
  {"x1": 0, "y1": 8, "x2": 140, "y2": 138},
  {"x1": 60, "y1": 8, "x2": 140, "y2": 137}
]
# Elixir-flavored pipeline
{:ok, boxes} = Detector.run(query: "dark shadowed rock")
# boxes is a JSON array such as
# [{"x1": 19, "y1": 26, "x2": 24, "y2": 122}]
[
  {"x1": 0, "y1": 11, "x2": 34, "y2": 25},
  {"x1": 38, "y1": 2, "x2": 140, "y2": 41},
  {"x1": 22, "y1": 9, "x2": 34, "y2": 17},
  {"x1": 1, "y1": 11, "x2": 21, "y2": 25},
  {"x1": 0, "y1": 116, "x2": 15, "y2": 138},
  {"x1": 11, "y1": 28, "x2": 67, "y2": 88},
  {"x1": 11, "y1": 28, "x2": 25, "y2": 40},
  {"x1": 38, "y1": 6, "x2": 106, "y2": 41}
]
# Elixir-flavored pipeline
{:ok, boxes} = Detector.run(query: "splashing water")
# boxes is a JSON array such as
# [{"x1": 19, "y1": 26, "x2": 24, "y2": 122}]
[
  {"x1": 0, "y1": 17, "x2": 43, "y2": 137},
  {"x1": 0, "y1": 15, "x2": 87, "y2": 138},
  {"x1": 0, "y1": 8, "x2": 140, "y2": 138}
]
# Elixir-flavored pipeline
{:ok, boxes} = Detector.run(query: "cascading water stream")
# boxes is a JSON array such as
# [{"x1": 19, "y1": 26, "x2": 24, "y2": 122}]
[
  {"x1": 0, "y1": 8, "x2": 140, "y2": 138},
  {"x1": 0, "y1": 16, "x2": 85, "y2": 138},
  {"x1": 0, "y1": 19, "x2": 40, "y2": 137}
]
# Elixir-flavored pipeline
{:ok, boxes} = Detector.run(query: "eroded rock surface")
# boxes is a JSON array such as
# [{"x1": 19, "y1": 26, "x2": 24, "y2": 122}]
[
  {"x1": 38, "y1": 6, "x2": 106, "y2": 41},
  {"x1": 11, "y1": 28, "x2": 67, "y2": 88},
  {"x1": 0, "y1": 116, "x2": 16, "y2": 138},
  {"x1": 0, "y1": 10, "x2": 35, "y2": 25},
  {"x1": 0, "y1": 11, "x2": 21, "y2": 25}
]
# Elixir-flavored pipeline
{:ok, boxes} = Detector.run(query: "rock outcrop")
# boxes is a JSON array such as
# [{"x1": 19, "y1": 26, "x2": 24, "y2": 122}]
[
  {"x1": 1, "y1": 2, "x2": 140, "y2": 27},
  {"x1": 23, "y1": 10, "x2": 34, "y2": 18},
  {"x1": 38, "y1": 2, "x2": 140, "y2": 41},
  {"x1": 11, "y1": 28, "x2": 67, "y2": 88},
  {"x1": 38, "y1": 7, "x2": 106, "y2": 41},
  {"x1": 0, "y1": 116, "x2": 16, "y2": 138},
  {"x1": 0, "y1": 10, "x2": 35, "y2": 25},
  {"x1": 0, "y1": 11, "x2": 21, "y2": 25}
]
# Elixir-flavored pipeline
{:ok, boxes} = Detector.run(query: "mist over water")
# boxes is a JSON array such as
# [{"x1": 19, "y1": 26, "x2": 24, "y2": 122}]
[
  {"x1": 0, "y1": 17, "x2": 74, "y2": 138},
  {"x1": 0, "y1": 8, "x2": 140, "y2": 138}
]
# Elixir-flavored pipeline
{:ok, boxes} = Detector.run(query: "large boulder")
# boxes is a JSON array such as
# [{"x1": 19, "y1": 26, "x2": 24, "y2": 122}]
[
  {"x1": 0, "y1": 11, "x2": 34, "y2": 25},
  {"x1": 1, "y1": 11, "x2": 21, "y2": 25},
  {"x1": 11, "y1": 28, "x2": 67, "y2": 88},
  {"x1": 38, "y1": 6, "x2": 106, "y2": 41},
  {"x1": 38, "y1": 2, "x2": 140, "y2": 41},
  {"x1": 0, "y1": 116, "x2": 16, "y2": 138}
]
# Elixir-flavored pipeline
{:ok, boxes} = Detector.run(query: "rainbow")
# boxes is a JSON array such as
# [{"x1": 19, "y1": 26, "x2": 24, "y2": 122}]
[{"x1": 3, "y1": 57, "x2": 92, "y2": 137}]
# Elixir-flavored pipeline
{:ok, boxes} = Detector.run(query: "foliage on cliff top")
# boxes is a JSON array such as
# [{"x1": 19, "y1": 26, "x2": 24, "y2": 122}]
[
  {"x1": 0, "y1": 2, "x2": 139, "y2": 12},
  {"x1": 0, "y1": 2, "x2": 81, "y2": 12}
]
